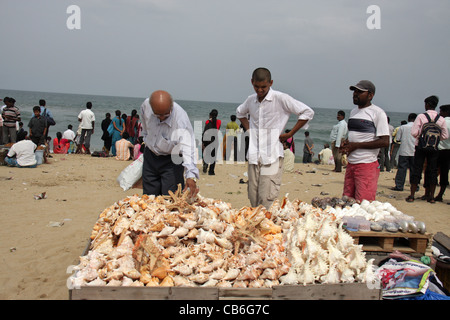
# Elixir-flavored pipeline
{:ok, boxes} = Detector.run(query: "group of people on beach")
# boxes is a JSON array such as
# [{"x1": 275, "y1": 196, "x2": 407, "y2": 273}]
[
  {"x1": 1, "y1": 98, "x2": 57, "y2": 167},
  {"x1": 327, "y1": 95, "x2": 450, "y2": 205},
  {"x1": 2, "y1": 67, "x2": 449, "y2": 209},
  {"x1": 136, "y1": 68, "x2": 449, "y2": 210}
]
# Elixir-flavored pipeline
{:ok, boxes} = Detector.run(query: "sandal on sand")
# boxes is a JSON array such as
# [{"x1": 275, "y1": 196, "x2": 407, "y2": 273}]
[
  {"x1": 428, "y1": 198, "x2": 436, "y2": 204},
  {"x1": 406, "y1": 196, "x2": 415, "y2": 203},
  {"x1": 434, "y1": 196, "x2": 443, "y2": 202}
]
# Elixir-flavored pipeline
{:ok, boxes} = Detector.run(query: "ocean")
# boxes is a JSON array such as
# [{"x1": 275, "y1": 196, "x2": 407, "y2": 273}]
[{"x1": 0, "y1": 89, "x2": 410, "y2": 162}]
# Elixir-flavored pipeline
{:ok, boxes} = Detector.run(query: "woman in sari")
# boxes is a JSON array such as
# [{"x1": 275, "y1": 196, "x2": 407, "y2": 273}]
[
  {"x1": 53, "y1": 131, "x2": 70, "y2": 154},
  {"x1": 111, "y1": 110, "x2": 125, "y2": 156}
]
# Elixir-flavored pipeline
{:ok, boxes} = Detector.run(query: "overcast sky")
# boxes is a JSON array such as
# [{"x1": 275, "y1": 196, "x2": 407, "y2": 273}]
[{"x1": 1, "y1": 0, "x2": 449, "y2": 112}]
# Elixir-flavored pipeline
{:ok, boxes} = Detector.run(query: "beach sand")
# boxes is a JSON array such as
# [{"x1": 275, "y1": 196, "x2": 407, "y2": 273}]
[{"x1": 0, "y1": 154, "x2": 448, "y2": 300}]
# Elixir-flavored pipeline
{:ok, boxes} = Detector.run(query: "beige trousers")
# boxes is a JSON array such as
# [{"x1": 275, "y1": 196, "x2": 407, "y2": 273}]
[{"x1": 247, "y1": 157, "x2": 284, "y2": 209}]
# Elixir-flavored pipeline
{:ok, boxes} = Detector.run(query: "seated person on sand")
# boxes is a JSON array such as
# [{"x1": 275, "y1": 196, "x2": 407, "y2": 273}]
[
  {"x1": 115, "y1": 132, "x2": 134, "y2": 161},
  {"x1": 4, "y1": 135, "x2": 38, "y2": 168},
  {"x1": 283, "y1": 141, "x2": 295, "y2": 173},
  {"x1": 318, "y1": 143, "x2": 334, "y2": 165},
  {"x1": 53, "y1": 132, "x2": 70, "y2": 154}
]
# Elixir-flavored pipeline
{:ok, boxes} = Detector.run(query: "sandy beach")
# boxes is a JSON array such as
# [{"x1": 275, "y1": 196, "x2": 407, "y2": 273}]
[{"x1": 0, "y1": 154, "x2": 448, "y2": 300}]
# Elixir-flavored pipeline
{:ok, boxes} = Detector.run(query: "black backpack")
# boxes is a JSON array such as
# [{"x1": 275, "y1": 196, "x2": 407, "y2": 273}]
[{"x1": 418, "y1": 113, "x2": 441, "y2": 150}]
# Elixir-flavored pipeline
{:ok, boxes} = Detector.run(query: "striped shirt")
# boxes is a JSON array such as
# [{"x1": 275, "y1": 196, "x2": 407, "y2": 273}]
[
  {"x1": 347, "y1": 104, "x2": 390, "y2": 164},
  {"x1": 115, "y1": 138, "x2": 134, "y2": 161},
  {"x1": 2, "y1": 106, "x2": 21, "y2": 127}
]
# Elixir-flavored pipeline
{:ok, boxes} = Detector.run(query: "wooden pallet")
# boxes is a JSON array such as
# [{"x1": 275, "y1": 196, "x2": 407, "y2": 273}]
[
  {"x1": 69, "y1": 283, "x2": 381, "y2": 300},
  {"x1": 348, "y1": 230, "x2": 431, "y2": 254}
]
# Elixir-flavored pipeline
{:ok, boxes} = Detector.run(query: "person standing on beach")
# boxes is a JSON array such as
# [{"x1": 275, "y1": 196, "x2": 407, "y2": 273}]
[
  {"x1": 225, "y1": 115, "x2": 240, "y2": 161},
  {"x1": 111, "y1": 110, "x2": 125, "y2": 156},
  {"x1": 390, "y1": 113, "x2": 417, "y2": 191},
  {"x1": 101, "y1": 113, "x2": 112, "y2": 154},
  {"x1": 340, "y1": 80, "x2": 390, "y2": 202},
  {"x1": 330, "y1": 110, "x2": 347, "y2": 172},
  {"x1": 202, "y1": 109, "x2": 220, "y2": 175},
  {"x1": 378, "y1": 116, "x2": 394, "y2": 172},
  {"x1": 2, "y1": 97, "x2": 21, "y2": 144},
  {"x1": 434, "y1": 104, "x2": 450, "y2": 202},
  {"x1": 406, "y1": 96, "x2": 448, "y2": 203},
  {"x1": 140, "y1": 90, "x2": 199, "y2": 197},
  {"x1": 76, "y1": 102, "x2": 95, "y2": 155},
  {"x1": 38, "y1": 100, "x2": 55, "y2": 139},
  {"x1": 236, "y1": 67, "x2": 314, "y2": 209},
  {"x1": 126, "y1": 109, "x2": 139, "y2": 144},
  {"x1": 302, "y1": 131, "x2": 314, "y2": 163},
  {"x1": 28, "y1": 106, "x2": 47, "y2": 147}
]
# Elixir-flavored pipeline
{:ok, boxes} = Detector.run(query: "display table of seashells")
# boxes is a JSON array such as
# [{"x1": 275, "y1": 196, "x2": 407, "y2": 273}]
[
  {"x1": 311, "y1": 196, "x2": 426, "y2": 234},
  {"x1": 69, "y1": 187, "x2": 378, "y2": 289}
]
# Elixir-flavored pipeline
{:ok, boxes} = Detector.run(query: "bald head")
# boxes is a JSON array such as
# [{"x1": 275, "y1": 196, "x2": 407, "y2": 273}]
[{"x1": 150, "y1": 90, "x2": 173, "y2": 121}]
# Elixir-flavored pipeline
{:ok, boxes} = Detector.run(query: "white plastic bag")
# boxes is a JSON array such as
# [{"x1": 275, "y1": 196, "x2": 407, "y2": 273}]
[{"x1": 117, "y1": 154, "x2": 144, "y2": 191}]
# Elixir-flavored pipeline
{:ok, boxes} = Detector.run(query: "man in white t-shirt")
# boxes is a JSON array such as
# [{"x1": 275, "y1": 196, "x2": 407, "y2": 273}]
[
  {"x1": 76, "y1": 102, "x2": 95, "y2": 154},
  {"x1": 340, "y1": 80, "x2": 390, "y2": 201},
  {"x1": 318, "y1": 143, "x2": 333, "y2": 165},
  {"x1": 391, "y1": 113, "x2": 417, "y2": 191},
  {"x1": 62, "y1": 124, "x2": 76, "y2": 153},
  {"x1": 5, "y1": 138, "x2": 38, "y2": 168}
]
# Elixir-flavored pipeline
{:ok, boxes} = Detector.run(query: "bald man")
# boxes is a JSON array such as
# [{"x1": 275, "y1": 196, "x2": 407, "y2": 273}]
[{"x1": 140, "y1": 90, "x2": 199, "y2": 197}]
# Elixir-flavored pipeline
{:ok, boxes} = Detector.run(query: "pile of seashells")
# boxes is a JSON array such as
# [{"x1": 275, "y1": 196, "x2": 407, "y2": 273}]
[
  {"x1": 69, "y1": 188, "x2": 378, "y2": 289},
  {"x1": 311, "y1": 196, "x2": 425, "y2": 234}
]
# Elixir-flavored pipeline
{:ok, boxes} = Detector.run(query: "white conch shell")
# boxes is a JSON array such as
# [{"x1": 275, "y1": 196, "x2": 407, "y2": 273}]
[
  {"x1": 183, "y1": 220, "x2": 197, "y2": 230},
  {"x1": 210, "y1": 268, "x2": 227, "y2": 280},
  {"x1": 327, "y1": 239, "x2": 345, "y2": 264},
  {"x1": 172, "y1": 264, "x2": 193, "y2": 276},
  {"x1": 347, "y1": 247, "x2": 366, "y2": 271},
  {"x1": 202, "y1": 279, "x2": 219, "y2": 287},
  {"x1": 157, "y1": 226, "x2": 176, "y2": 237},
  {"x1": 189, "y1": 273, "x2": 209, "y2": 284},
  {"x1": 214, "y1": 237, "x2": 233, "y2": 250},
  {"x1": 196, "y1": 229, "x2": 216, "y2": 244},
  {"x1": 299, "y1": 262, "x2": 316, "y2": 285},
  {"x1": 223, "y1": 268, "x2": 241, "y2": 281},
  {"x1": 172, "y1": 227, "x2": 190, "y2": 238},
  {"x1": 279, "y1": 268, "x2": 298, "y2": 285},
  {"x1": 320, "y1": 263, "x2": 340, "y2": 284},
  {"x1": 173, "y1": 275, "x2": 194, "y2": 287}
]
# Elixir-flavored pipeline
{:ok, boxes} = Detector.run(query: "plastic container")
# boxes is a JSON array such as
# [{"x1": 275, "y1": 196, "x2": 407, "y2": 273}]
[
  {"x1": 35, "y1": 150, "x2": 44, "y2": 165},
  {"x1": 358, "y1": 219, "x2": 371, "y2": 232},
  {"x1": 344, "y1": 217, "x2": 360, "y2": 231}
]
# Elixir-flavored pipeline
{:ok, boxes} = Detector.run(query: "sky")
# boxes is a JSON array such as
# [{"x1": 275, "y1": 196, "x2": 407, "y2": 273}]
[{"x1": 1, "y1": 0, "x2": 449, "y2": 112}]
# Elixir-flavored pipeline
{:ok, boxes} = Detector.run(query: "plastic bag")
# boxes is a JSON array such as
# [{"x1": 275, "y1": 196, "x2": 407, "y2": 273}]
[{"x1": 117, "y1": 154, "x2": 143, "y2": 191}]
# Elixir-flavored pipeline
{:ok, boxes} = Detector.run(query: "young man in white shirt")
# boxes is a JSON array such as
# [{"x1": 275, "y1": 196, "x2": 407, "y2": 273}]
[
  {"x1": 340, "y1": 80, "x2": 390, "y2": 202},
  {"x1": 76, "y1": 102, "x2": 95, "y2": 154},
  {"x1": 5, "y1": 137, "x2": 38, "y2": 168},
  {"x1": 236, "y1": 68, "x2": 314, "y2": 209}
]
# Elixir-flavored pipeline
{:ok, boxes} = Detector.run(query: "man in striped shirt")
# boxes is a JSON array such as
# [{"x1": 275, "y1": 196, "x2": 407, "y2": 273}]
[
  {"x1": 2, "y1": 97, "x2": 21, "y2": 144},
  {"x1": 340, "y1": 80, "x2": 390, "y2": 202}
]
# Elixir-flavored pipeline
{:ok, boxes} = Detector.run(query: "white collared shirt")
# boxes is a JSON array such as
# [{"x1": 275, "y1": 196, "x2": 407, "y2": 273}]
[
  {"x1": 330, "y1": 120, "x2": 348, "y2": 147},
  {"x1": 236, "y1": 88, "x2": 314, "y2": 165},
  {"x1": 140, "y1": 99, "x2": 199, "y2": 179}
]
